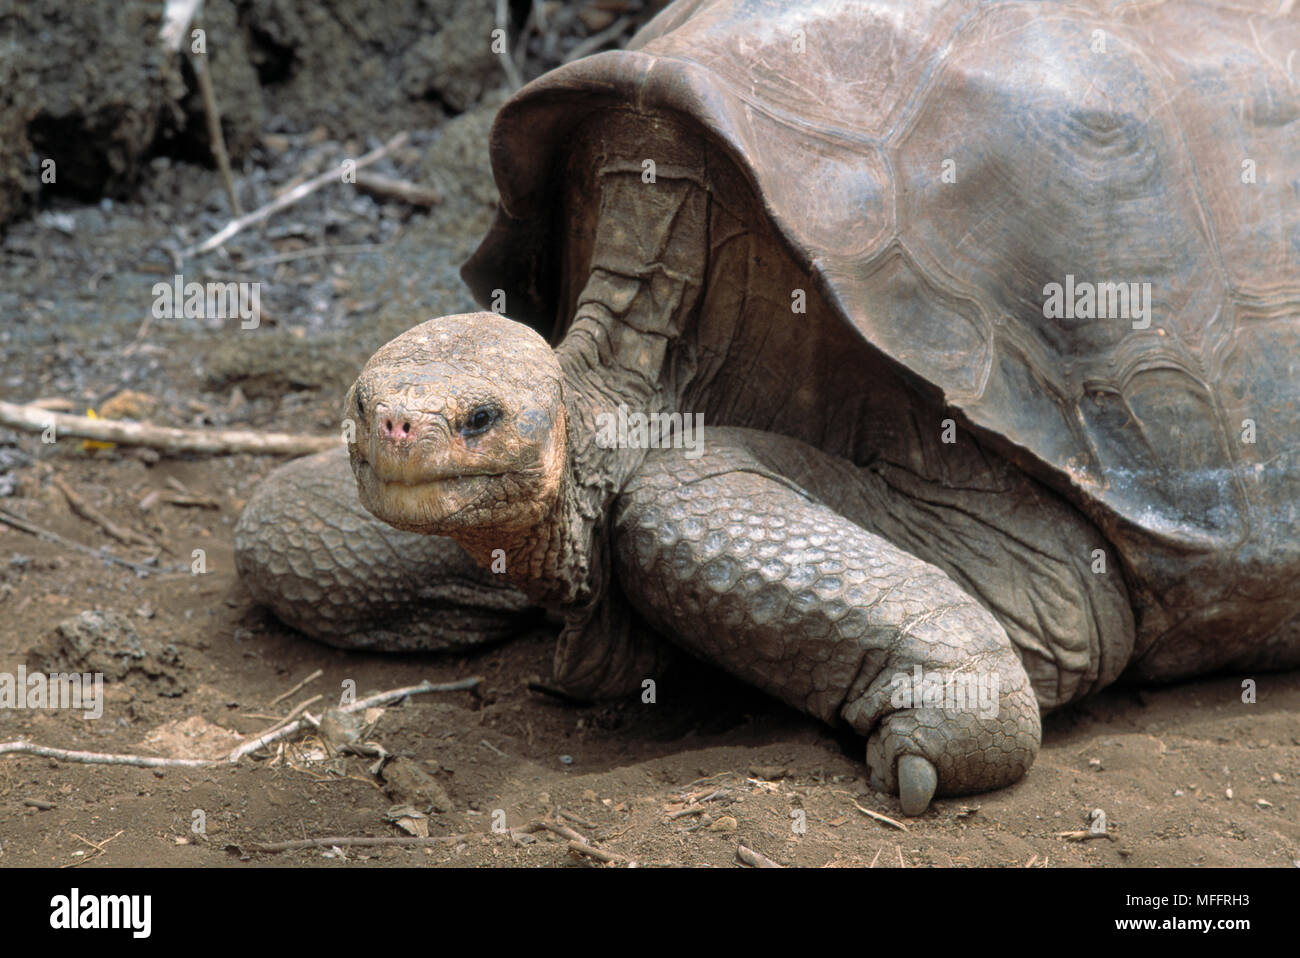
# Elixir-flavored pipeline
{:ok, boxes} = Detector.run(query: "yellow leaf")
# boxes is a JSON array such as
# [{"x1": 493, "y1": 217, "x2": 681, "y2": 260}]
[{"x1": 81, "y1": 408, "x2": 115, "y2": 451}]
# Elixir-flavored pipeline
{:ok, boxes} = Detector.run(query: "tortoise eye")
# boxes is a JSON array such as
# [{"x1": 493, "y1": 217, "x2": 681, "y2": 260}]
[
  {"x1": 462, "y1": 405, "x2": 497, "y2": 438},
  {"x1": 355, "y1": 390, "x2": 365, "y2": 418}
]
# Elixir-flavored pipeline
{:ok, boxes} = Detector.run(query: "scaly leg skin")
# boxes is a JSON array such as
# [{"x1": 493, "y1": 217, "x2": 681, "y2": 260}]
[
  {"x1": 234, "y1": 446, "x2": 536, "y2": 650},
  {"x1": 612, "y1": 430, "x2": 1041, "y2": 814}
]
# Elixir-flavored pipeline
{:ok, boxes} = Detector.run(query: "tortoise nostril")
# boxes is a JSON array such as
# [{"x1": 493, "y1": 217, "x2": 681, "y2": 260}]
[{"x1": 378, "y1": 415, "x2": 419, "y2": 443}]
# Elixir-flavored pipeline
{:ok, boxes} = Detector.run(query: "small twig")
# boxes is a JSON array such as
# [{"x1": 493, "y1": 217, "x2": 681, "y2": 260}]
[
  {"x1": 269, "y1": 668, "x2": 323, "y2": 707},
  {"x1": 51, "y1": 475, "x2": 156, "y2": 548},
  {"x1": 233, "y1": 242, "x2": 384, "y2": 271},
  {"x1": 1057, "y1": 830, "x2": 1117, "y2": 842},
  {"x1": 736, "y1": 844, "x2": 783, "y2": 868},
  {"x1": 228, "y1": 680, "x2": 479, "y2": 761},
  {"x1": 179, "y1": 132, "x2": 409, "y2": 259},
  {"x1": 538, "y1": 821, "x2": 587, "y2": 844},
  {"x1": 347, "y1": 678, "x2": 482, "y2": 711},
  {"x1": 63, "y1": 830, "x2": 125, "y2": 868},
  {"x1": 668, "y1": 806, "x2": 707, "y2": 820},
  {"x1": 190, "y1": 44, "x2": 241, "y2": 215},
  {"x1": 158, "y1": 0, "x2": 202, "y2": 52},
  {"x1": 479, "y1": 739, "x2": 508, "y2": 758},
  {"x1": 225, "y1": 711, "x2": 316, "y2": 762},
  {"x1": 23, "y1": 798, "x2": 56, "y2": 810},
  {"x1": 495, "y1": 0, "x2": 524, "y2": 89},
  {"x1": 244, "y1": 834, "x2": 468, "y2": 853},
  {"x1": 158, "y1": 491, "x2": 221, "y2": 509},
  {"x1": 852, "y1": 800, "x2": 909, "y2": 832},
  {"x1": 567, "y1": 840, "x2": 623, "y2": 864},
  {"x1": 252, "y1": 694, "x2": 322, "y2": 738},
  {"x1": 525, "y1": 680, "x2": 592, "y2": 706},
  {"x1": 71, "y1": 831, "x2": 120, "y2": 853},
  {"x1": 511, "y1": 820, "x2": 623, "y2": 863},
  {"x1": 28, "y1": 397, "x2": 76, "y2": 411},
  {"x1": 557, "y1": 809, "x2": 597, "y2": 829},
  {"x1": 512, "y1": 1, "x2": 536, "y2": 72},
  {"x1": 354, "y1": 172, "x2": 442, "y2": 208},
  {"x1": 0, "y1": 506, "x2": 187, "y2": 575},
  {"x1": 0, "y1": 742, "x2": 212, "y2": 768},
  {"x1": 0, "y1": 399, "x2": 338, "y2": 457},
  {"x1": 2, "y1": 678, "x2": 483, "y2": 769},
  {"x1": 563, "y1": 15, "x2": 633, "y2": 63},
  {"x1": 270, "y1": 151, "x2": 330, "y2": 199}
]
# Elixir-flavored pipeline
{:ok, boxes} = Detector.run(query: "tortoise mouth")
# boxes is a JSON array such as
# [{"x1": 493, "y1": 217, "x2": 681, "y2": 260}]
[
  {"x1": 354, "y1": 457, "x2": 504, "y2": 533},
  {"x1": 355, "y1": 449, "x2": 504, "y2": 487}
]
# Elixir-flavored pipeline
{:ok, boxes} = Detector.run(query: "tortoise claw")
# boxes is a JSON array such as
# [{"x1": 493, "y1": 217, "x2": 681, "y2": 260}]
[{"x1": 897, "y1": 754, "x2": 938, "y2": 816}]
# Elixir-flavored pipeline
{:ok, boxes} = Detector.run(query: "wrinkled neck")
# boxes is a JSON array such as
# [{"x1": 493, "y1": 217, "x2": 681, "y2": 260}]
[{"x1": 454, "y1": 335, "x2": 660, "y2": 612}]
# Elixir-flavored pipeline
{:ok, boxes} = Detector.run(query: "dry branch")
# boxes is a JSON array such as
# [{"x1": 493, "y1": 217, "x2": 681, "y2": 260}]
[
  {"x1": 268, "y1": 668, "x2": 324, "y2": 707},
  {"x1": 190, "y1": 46, "x2": 241, "y2": 215},
  {"x1": 0, "y1": 506, "x2": 185, "y2": 575},
  {"x1": 495, "y1": 0, "x2": 525, "y2": 89},
  {"x1": 52, "y1": 475, "x2": 156, "y2": 548},
  {"x1": 1, "y1": 677, "x2": 483, "y2": 769},
  {"x1": 179, "y1": 132, "x2": 409, "y2": 259},
  {"x1": 563, "y1": 15, "x2": 634, "y2": 63},
  {"x1": 0, "y1": 399, "x2": 338, "y2": 457},
  {"x1": 736, "y1": 844, "x2": 783, "y2": 868},
  {"x1": 852, "y1": 800, "x2": 909, "y2": 832},
  {"x1": 567, "y1": 840, "x2": 624, "y2": 863},
  {"x1": 0, "y1": 742, "x2": 213, "y2": 768},
  {"x1": 354, "y1": 172, "x2": 442, "y2": 208},
  {"x1": 243, "y1": 835, "x2": 467, "y2": 853}
]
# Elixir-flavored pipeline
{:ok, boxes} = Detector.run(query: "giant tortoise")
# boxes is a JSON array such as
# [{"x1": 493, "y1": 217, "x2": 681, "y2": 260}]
[{"x1": 235, "y1": 0, "x2": 1300, "y2": 814}]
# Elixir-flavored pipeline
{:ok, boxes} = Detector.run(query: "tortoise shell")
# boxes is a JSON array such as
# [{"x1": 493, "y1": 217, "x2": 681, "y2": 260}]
[{"x1": 463, "y1": 0, "x2": 1300, "y2": 662}]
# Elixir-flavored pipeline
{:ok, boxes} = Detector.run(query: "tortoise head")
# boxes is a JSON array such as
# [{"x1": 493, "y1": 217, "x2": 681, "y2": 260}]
[{"x1": 346, "y1": 312, "x2": 567, "y2": 538}]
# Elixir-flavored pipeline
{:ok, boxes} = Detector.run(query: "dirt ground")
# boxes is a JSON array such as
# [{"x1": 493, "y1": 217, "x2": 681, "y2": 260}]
[
  {"x1": 0, "y1": 446, "x2": 1297, "y2": 869},
  {"x1": 2, "y1": 216, "x2": 1297, "y2": 871},
  {"x1": 1, "y1": 1, "x2": 1298, "y2": 870}
]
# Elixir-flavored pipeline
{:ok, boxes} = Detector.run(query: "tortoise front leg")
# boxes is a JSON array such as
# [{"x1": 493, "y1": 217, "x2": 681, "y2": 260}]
[
  {"x1": 235, "y1": 447, "x2": 536, "y2": 650},
  {"x1": 611, "y1": 432, "x2": 1040, "y2": 814}
]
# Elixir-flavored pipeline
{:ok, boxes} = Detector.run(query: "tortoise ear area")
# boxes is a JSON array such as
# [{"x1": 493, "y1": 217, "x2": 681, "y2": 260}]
[
  {"x1": 341, "y1": 381, "x2": 362, "y2": 435},
  {"x1": 515, "y1": 406, "x2": 553, "y2": 443}
]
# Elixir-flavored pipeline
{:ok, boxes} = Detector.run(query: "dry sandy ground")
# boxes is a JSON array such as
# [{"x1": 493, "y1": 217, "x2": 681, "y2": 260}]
[{"x1": 1, "y1": 448, "x2": 1297, "y2": 869}]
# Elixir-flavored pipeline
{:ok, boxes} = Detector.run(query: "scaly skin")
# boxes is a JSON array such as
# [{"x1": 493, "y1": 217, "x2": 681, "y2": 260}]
[
  {"x1": 235, "y1": 120, "x2": 1058, "y2": 814},
  {"x1": 613, "y1": 429, "x2": 1041, "y2": 805},
  {"x1": 332, "y1": 310, "x2": 1047, "y2": 813},
  {"x1": 233, "y1": 30, "x2": 1300, "y2": 814},
  {"x1": 234, "y1": 446, "x2": 534, "y2": 650}
]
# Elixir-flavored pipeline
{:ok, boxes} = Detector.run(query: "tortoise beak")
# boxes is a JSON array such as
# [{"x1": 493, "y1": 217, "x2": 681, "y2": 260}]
[{"x1": 356, "y1": 402, "x2": 456, "y2": 486}]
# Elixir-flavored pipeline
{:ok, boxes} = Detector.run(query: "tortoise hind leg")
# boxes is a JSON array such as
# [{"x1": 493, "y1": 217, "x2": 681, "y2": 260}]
[
  {"x1": 612, "y1": 434, "x2": 1040, "y2": 814},
  {"x1": 234, "y1": 446, "x2": 536, "y2": 651}
]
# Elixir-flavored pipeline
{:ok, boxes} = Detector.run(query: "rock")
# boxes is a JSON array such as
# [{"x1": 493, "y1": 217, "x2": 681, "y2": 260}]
[
  {"x1": 317, "y1": 708, "x2": 365, "y2": 752},
  {"x1": 400, "y1": 2, "x2": 501, "y2": 114},
  {"x1": 381, "y1": 756, "x2": 453, "y2": 814},
  {"x1": 36, "y1": 610, "x2": 185, "y2": 696}
]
